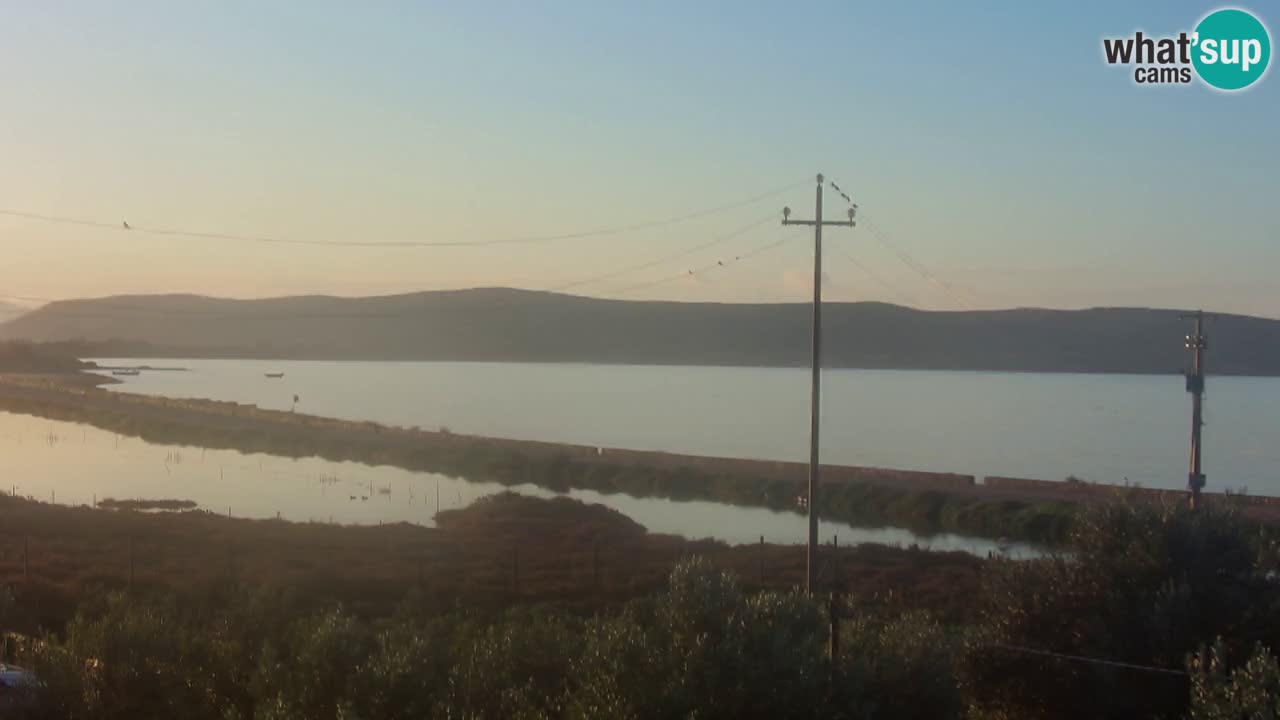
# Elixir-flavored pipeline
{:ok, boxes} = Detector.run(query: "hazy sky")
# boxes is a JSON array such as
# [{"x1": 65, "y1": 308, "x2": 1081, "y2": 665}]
[{"x1": 1, "y1": 1, "x2": 1277, "y2": 314}]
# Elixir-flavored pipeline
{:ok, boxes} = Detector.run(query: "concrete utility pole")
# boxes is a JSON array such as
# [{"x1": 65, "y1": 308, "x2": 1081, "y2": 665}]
[
  {"x1": 783, "y1": 173, "x2": 855, "y2": 595},
  {"x1": 1182, "y1": 311, "x2": 1207, "y2": 510}
]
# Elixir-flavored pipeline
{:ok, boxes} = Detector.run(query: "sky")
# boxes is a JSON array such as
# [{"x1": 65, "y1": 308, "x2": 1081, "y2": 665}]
[{"x1": 1, "y1": 1, "x2": 1277, "y2": 315}]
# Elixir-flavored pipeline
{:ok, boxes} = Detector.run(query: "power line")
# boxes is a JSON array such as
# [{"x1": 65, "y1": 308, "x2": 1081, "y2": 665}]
[
  {"x1": 0, "y1": 236, "x2": 792, "y2": 318},
  {"x1": 860, "y1": 216, "x2": 971, "y2": 308},
  {"x1": 547, "y1": 214, "x2": 775, "y2": 293},
  {"x1": 832, "y1": 247, "x2": 917, "y2": 307},
  {"x1": 0, "y1": 290, "x2": 634, "y2": 320},
  {"x1": 0, "y1": 228, "x2": 787, "y2": 318},
  {"x1": 0, "y1": 215, "x2": 782, "y2": 317},
  {"x1": 864, "y1": 221, "x2": 966, "y2": 304},
  {"x1": 0, "y1": 179, "x2": 807, "y2": 249},
  {"x1": 992, "y1": 644, "x2": 1189, "y2": 677},
  {"x1": 611, "y1": 235, "x2": 794, "y2": 295},
  {"x1": 795, "y1": 177, "x2": 916, "y2": 306},
  {"x1": 823, "y1": 178, "x2": 974, "y2": 309}
]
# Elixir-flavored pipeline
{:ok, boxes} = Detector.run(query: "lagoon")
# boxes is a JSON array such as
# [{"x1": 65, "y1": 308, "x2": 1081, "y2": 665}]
[
  {"x1": 0, "y1": 411, "x2": 1035, "y2": 557},
  {"x1": 92, "y1": 359, "x2": 1280, "y2": 494}
]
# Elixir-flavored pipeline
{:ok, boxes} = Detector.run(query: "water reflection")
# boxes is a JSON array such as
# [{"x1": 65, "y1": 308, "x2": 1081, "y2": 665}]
[
  {"x1": 562, "y1": 488, "x2": 1040, "y2": 558},
  {"x1": 0, "y1": 412, "x2": 1037, "y2": 558},
  {"x1": 0, "y1": 411, "x2": 517, "y2": 525}
]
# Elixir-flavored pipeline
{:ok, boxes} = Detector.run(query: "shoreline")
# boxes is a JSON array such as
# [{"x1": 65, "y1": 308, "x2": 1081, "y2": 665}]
[
  {"x1": 0, "y1": 370, "x2": 1269, "y2": 543},
  {"x1": 0, "y1": 490, "x2": 985, "y2": 628},
  {"x1": 81, "y1": 354, "x2": 1280, "y2": 379}
]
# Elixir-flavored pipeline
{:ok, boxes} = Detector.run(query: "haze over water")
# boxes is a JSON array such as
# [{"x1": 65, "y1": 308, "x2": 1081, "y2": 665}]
[{"x1": 93, "y1": 359, "x2": 1280, "y2": 496}]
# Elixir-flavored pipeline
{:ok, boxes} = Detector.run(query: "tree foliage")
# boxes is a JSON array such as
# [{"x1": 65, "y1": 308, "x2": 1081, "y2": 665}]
[
  {"x1": 962, "y1": 494, "x2": 1280, "y2": 719},
  {"x1": 5, "y1": 497, "x2": 1280, "y2": 719}
]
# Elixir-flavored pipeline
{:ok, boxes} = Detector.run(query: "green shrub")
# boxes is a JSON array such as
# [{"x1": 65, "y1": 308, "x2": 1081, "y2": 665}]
[
  {"x1": 836, "y1": 611, "x2": 963, "y2": 720},
  {"x1": 962, "y1": 495, "x2": 1280, "y2": 719},
  {"x1": 1189, "y1": 640, "x2": 1280, "y2": 720},
  {"x1": 568, "y1": 557, "x2": 826, "y2": 719},
  {"x1": 347, "y1": 616, "x2": 454, "y2": 720},
  {"x1": 253, "y1": 608, "x2": 374, "y2": 720},
  {"x1": 54, "y1": 593, "x2": 233, "y2": 720},
  {"x1": 445, "y1": 608, "x2": 580, "y2": 720}
]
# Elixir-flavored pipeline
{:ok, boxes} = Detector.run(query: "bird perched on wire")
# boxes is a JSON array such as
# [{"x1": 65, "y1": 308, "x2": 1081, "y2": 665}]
[
  {"x1": 830, "y1": 181, "x2": 854, "y2": 203},
  {"x1": 122, "y1": 221, "x2": 131, "y2": 230}
]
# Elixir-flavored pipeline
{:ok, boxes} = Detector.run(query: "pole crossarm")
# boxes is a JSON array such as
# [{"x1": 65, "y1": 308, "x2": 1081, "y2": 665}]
[
  {"x1": 781, "y1": 173, "x2": 856, "y2": 596},
  {"x1": 782, "y1": 219, "x2": 856, "y2": 227}
]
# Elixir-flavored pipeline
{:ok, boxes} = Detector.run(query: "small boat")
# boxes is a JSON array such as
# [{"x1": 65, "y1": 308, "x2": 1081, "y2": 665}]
[
  {"x1": 264, "y1": 372, "x2": 285, "y2": 379},
  {"x1": 112, "y1": 369, "x2": 140, "y2": 376}
]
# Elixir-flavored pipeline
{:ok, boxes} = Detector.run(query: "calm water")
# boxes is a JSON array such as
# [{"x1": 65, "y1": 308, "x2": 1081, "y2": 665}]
[
  {"x1": 93, "y1": 359, "x2": 1280, "y2": 494},
  {"x1": 0, "y1": 412, "x2": 1033, "y2": 557}
]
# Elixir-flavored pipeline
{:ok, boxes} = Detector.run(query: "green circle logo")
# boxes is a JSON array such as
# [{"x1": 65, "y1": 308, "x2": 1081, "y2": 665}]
[{"x1": 1192, "y1": 8, "x2": 1271, "y2": 91}]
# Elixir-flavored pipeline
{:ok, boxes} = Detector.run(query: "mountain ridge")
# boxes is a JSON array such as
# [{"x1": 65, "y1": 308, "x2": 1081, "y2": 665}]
[{"x1": 3, "y1": 289, "x2": 1279, "y2": 375}]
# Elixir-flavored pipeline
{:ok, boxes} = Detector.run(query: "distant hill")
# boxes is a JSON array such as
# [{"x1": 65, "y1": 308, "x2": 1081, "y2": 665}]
[
  {"x1": 2, "y1": 288, "x2": 1278, "y2": 375},
  {"x1": 0, "y1": 341, "x2": 93, "y2": 373},
  {"x1": 0, "y1": 301, "x2": 30, "y2": 325}
]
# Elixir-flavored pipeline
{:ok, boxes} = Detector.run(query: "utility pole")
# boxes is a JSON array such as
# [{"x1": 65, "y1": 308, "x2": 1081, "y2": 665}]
[
  {"x1": 1182, "y1": 311, "x2": 1207, "y2": 510},
  {"x1": 783, "y1": 173, "x2": 856, "y2": 595}
]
